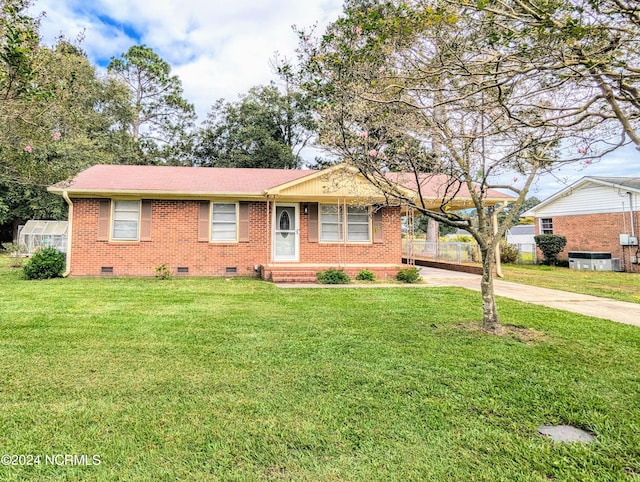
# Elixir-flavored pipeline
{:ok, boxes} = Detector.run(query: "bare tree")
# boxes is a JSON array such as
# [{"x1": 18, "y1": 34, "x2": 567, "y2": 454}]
[
  {"x1": 462, "y1": 0, "x2": 640, "y2": 150},
  {"x1": 295, "y1": 0, "x2": 612, "y2": 332}
]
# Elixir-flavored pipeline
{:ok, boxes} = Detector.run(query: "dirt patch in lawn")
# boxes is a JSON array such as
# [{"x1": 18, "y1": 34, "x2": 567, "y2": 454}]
[{"x1": 455, "y1": 322, "x2": 548, "y2": 344}]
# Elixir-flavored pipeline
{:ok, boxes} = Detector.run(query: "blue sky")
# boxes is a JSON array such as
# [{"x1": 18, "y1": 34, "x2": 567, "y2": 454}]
[
  {"x1": 33, "y1": 0, "x2": 343, "y2": 119},
  {"x1": 528, "y1": 144, "x2": 640, "y2": 200},
  {"x1": 32, "y1": 0, "x2": 640, "y2": 200}
]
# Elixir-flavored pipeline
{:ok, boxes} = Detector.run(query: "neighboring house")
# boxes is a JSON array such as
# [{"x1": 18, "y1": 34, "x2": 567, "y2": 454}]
[
  {"x1": 505, "y1": 225, "x2": 535, "y2": 246},
  {"x1": 48, "y1": 164, "x2": 513, "y2": 280},
  {"x1": 524, "y1": 177, "x2": 640, "y2": 273}
]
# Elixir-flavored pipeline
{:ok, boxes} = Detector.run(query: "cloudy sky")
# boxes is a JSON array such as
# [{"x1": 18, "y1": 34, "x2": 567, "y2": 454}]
[
  {"x1": 527, "y1": 144, "x2": 640, "y2": 200},
  {"x1": 33, "y1": 0, "x2": 343, "y2": 119},
  {"x1": 31, "y1": 0, "x2": 640, "y2": 200}
]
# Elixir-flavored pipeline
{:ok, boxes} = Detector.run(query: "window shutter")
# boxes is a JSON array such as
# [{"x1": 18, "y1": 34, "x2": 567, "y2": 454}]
[
  {"x1": 198, "y1": 201, "x2": 210, "y2": 242},
  {"x1": 372, "y1": 208, "x2": 384, "y2": 243},
  {"x1": 140, "y1": 200, "x2": 152, "y2": 241},
  {"x1": 238, "y1": 202, "x2": 250, "y2": 242},
  {"x1": 97, "y1": 200, "x2": 110, "y2": 241},
  {"x1": 308, "y1": 203, "x2": 318, "y2": 242}
]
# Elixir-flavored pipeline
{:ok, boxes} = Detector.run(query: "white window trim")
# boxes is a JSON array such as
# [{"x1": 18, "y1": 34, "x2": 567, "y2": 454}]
[
  {"x1": 110, "y1": 199, "x2": 141, "y2": 242},
  {"x1": 319, "y1": 204, "x2": 372, "y2": 244},
  {"x1": 210, "y1": 201, "x2": 239, "y2": 243},
  {"x1": 540, "y1": 218, "x2": 554, "y2": 235},
  {"x1": 320, "y1": 204, "x2": 344, "y2": 243}
]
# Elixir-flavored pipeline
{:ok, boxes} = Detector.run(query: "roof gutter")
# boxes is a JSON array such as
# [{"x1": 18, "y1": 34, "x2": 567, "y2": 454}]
[
  {"x1": 62, "y1": 190, "x2": 73, "y2": 277},
  {"x1": 591, "y1": 177, "x2": 640, "y2": 195},
  {"x1": 48, "y1": 188, "x2": 269, "y2": 200}
]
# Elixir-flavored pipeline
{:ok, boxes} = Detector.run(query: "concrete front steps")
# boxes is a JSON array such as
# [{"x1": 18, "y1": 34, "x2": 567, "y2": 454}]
[{"x1": 262, "y1": 263, "x2": 401, "y2": 284}]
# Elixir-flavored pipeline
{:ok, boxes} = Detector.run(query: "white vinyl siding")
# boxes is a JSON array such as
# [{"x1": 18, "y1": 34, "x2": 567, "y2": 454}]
[
  {"x1": 532, "y1": 184, "x2": 640, "y2": 217},
  {"x1": 211, "y1": 203, "x2": 237, "y2": 242},
  {"x1": 320, "y1": 204, "x2": 370, "y2": 243},
  {"x1": 112, "y1": 200, "x2": 140, "y2": 241}
]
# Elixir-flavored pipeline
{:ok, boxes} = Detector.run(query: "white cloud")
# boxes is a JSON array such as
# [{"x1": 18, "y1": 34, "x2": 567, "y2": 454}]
[
  {"x1": 34, "y1": 0, "x2": 343, "y2": 120},
  {"x1": 30, "y1": 0, "x2": 640, "y2": 188},
  {"x1": 528, "y1": 144, "x2": 640, "y2": 200}
]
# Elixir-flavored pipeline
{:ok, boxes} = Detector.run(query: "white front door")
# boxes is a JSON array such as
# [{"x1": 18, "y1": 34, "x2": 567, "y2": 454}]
[{"x1": 273, "y1": 204, "x2": 299, "y2": 261}]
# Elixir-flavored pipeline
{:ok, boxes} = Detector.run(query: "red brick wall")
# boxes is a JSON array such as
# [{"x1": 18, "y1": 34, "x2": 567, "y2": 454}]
[
  {"x1": 535, "y1": 213, "x2": 640, "y2": 273},
  {"x1": 69, "y1": 199, "x2": 402, "y2": 277}
]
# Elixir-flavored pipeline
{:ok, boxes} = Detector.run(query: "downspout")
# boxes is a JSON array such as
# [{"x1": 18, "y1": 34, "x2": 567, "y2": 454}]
[
  {"x1": 622, "y1": 202, "x2": 628, "y2": 270},
  {"x1": 629, "y1": 192, "x2": 638, "y2": 266},
  {"x1": 62, "y1": 190, "x2": 73, "y2": 277},
  {"x1": 628, "y1": 192, "x2": 636, "y2": 239}
]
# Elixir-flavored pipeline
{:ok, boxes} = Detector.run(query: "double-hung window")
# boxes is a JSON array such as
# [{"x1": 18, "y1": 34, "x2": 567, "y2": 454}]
[
  {"x1": 211, "y1": 203, "x2": 238, "y2": 242},
  {"x1": 320, "y1": 205, "x2": 343, "y2": 241},
  {"x1": 346, "y1": 206, "x2": 370, "y2": 242},
  {"x1": 541, "y1": 218, "x2": 553, "y2": 235},
  {"x1": 112, "y1": 200, "x2": 140, "y2": 241},
  {"x1": 320, "y1": 204, "x2": 371, "y2": 243}
]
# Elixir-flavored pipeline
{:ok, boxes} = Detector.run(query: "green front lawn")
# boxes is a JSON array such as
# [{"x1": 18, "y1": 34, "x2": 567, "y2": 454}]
[
  {"x1": 502, "y1": 264, "x2": 640, "y2": 304},
  {"x1": 1, "y1": 257, "x2": 639, "y2": 481}
]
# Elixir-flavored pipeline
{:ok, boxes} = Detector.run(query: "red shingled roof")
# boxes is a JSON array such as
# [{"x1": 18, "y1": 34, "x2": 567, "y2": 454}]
[
  {"x1": 388, "y1": 172, "x2": 513, "y2": 200},
  {"x1": 51, "y1": 165, "x2": 315, "y2": 194},
  {"x1": 50, "y1": 164, "x2": 513, "y2": 203}
]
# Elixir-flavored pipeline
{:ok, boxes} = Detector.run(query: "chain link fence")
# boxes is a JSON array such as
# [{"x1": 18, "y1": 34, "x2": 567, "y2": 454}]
[
  {"x1": 513, "y1": 243, "x2": 537, "y2": 264},
  {"x1": 403, "y1": 240, "x2": 537, "y2": 265},
  {"x1": 403, "y1": 240, "x2": 479, "y2": 264}
]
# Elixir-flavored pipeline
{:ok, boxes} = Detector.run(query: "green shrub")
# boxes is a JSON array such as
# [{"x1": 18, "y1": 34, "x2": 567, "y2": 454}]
[
  {"x1": 355, "y1": 269, "x2": 376, "y2": 281},
  {"x1": 23, "y1": 247, "x2": 65, "y2": 280},
  {"x1": 396, "y1": 267, "x2": 421, "y2": 283},
  {"x1": 500, "y1": 242, "x2": 520, "y2": 264},
  {"x1": 534, "y1": 234, "x2": 567, "y2": 265},
  {"x1": 445, "y1": 234, "x2": 475, "y2": 243},
  {"x1": 317, "y1": 268, "x2": 350, "y2": 284},
  {"x1": 155, "y1": 264, "x2": 172, "y2": 280}
]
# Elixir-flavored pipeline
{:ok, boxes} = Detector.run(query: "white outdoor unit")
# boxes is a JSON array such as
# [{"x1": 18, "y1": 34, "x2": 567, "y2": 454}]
[
  {"x1": 568, "y1": 251, "x2": 615, "y2": 271},
  {"x1": 620, "y1": 234, "x2": 639, "y2": 246},
  {"x1": 611, "y1": 258, "x2": 622, "y2": 272}
]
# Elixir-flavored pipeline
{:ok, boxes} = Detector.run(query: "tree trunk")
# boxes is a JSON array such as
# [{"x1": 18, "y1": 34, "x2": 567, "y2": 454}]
[
  {"x1": 480, "y1": 245, "x2": 503, "y2": 335},
  {"x1": 426, "y1": 218, "x2": 439, "y2": 244},
  {"x1": 12, "y1": 219, "x2": 23, "y2": 243},
  {"x1": 133, "y1": 118, "x2": 140, "y2": 143}
]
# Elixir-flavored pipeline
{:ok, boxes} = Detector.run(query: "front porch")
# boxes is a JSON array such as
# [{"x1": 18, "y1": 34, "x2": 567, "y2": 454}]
[{"x1": 261, "y1": 263, "x2": 400, "y2": 283}]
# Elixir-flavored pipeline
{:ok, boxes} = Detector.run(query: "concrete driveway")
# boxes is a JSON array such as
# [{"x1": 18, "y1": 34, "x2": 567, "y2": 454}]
[{"x1": 420, "y1": 267, "x2": 640, "y2": 327}]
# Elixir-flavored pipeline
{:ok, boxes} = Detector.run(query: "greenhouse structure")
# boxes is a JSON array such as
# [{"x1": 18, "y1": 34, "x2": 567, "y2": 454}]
[{"x1": 18, "y1": 220, "x2": 68, "y2": 255}]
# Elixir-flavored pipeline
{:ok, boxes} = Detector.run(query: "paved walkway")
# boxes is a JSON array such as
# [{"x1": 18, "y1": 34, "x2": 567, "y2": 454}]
[{"x1": 419, "y1": 267, "x2": 640, "y2": 327}]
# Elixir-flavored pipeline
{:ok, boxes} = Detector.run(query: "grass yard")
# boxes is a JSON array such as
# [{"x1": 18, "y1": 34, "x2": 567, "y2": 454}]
[
  {"x1": 502, "y1": 264, "x2": 640, "y2": 304},
  {"x1": 1, "y1": 257, "x2": 639, "y2": 481}
]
